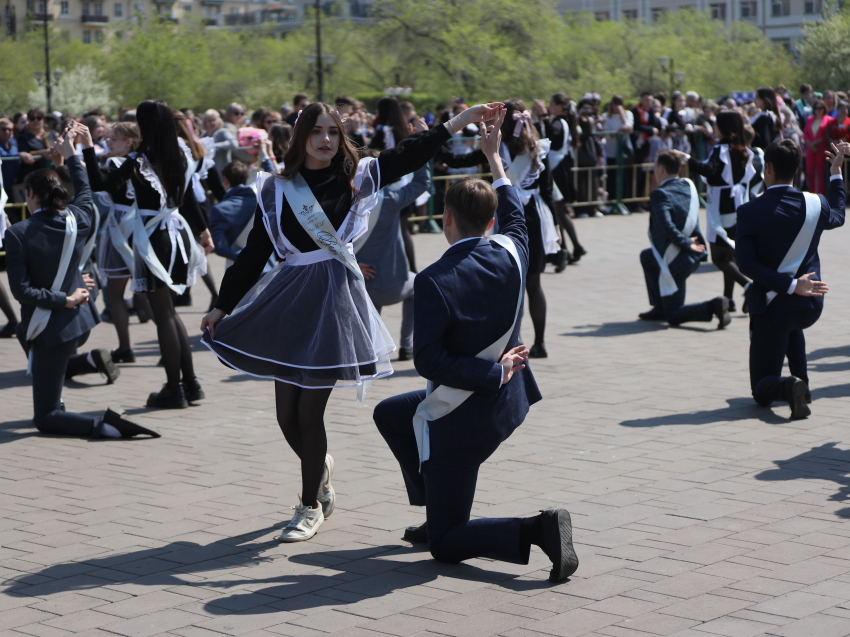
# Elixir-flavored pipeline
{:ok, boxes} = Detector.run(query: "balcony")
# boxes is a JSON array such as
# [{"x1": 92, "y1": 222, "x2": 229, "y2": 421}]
[
  {"x1": 81, "y1": 14, "x2": 109, "y2": 22},
  {"x1": 205, "y1": 17, "x2": 217, "y2": 25},
  {"x1": 200, "y1": 0, "x2": 223, "y2": 4},
  {"x1": 223, "y1": 13, "x2": 256, "y2": 25},
  {"x1": 31, "y1": 12, "x2": 54, "y2": 23}
]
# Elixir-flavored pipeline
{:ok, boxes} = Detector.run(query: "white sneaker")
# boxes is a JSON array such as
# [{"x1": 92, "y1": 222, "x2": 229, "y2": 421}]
[
  {"x1": 278, "y1": 498, "x2": 324, "y2": 542},
  {"x1": 318, "y1": 454, "x2": 335, "y2": 518}
]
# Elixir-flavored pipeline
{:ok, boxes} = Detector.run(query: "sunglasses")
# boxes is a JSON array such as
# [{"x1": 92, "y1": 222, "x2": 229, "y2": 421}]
[
  {"x1": 28, "y1": 115, "x2": 44, "y2": 121},
  {"x1": 0, "y1": 127, "x2": 12, "y2": 132}
]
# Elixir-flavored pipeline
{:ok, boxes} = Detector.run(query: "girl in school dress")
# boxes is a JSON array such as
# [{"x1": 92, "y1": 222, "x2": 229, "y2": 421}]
[
  {"x1": 751, "y1": 87, "x2": 782, "y2": 151},
  {"x1": 687, "y1": 110, "x2": 763, "y2": 312},
  {"x1": 201, "y1": 101, "x2": 501, "y2": 543},
  {"x1": 82, "y1": 100, "x2": 212, "y2": 410},
  {"x1": 0, "y1": 165, "x2": 18, "y2": 338}
]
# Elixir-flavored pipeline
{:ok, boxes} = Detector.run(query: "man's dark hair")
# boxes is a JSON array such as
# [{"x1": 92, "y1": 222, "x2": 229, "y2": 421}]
[
  {"x1": 444, "y1": 177, "x2": 498, "y2": 236},
  {"x1": 293, "y1": 93, "x2": 309, "y2": 107},
  {"x1": 764, "y1": 140, "x2": 802, "y2": 181},
  {"x1": 640, "y1": 91, "x2": 653, "y2": 99},
  {"x1": 800, "y1": 83, "x2": 812, "y2": 95},
  {"x1": 656, "y1": 149, "x2": 683, "y2": 176},
  {"x1": 222, "y1": 161, "x2": 249, "y2": 186},
  {"x1": 335, "y1": 95, "x2": 356, "y2": 108}
]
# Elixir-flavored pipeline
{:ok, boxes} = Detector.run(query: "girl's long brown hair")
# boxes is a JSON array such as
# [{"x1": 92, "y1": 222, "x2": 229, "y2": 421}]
[
  {"x1": 281, "y1": 103, "x2": 360, "y2": 193},
  {"x1": 502, "y1": 98, "x2": 539, "y2": 165},
  {"x1": 173, "y1": 110, "x2": 206, "y2": 161}
]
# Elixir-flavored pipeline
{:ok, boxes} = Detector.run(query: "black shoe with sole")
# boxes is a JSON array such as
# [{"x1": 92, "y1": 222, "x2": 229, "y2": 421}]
[
  {"x1": 403, "y1": 523, "x2": 428, "y2": 544},
  {"x1": 91, "y1": 348, "x2": 120, "y2": 384},
  {"x1": 146, "y1": 384, "x2": 189, "y2": 409},
  {"x1": 0, "y1": 321, "x2": 17, "y2": 338},
  {"x1": 710, "y1": 297, "x2": 731, "y2": 330},
  {"x1": 727, "y1": 298, "x2": 737, "y2": 313},
  {"x1": 174, "y1": 291, "x2": 192, "y2": 307},
  {"x1": 397, "y1": 347, "x2": 411, "y2": 362},
  {"x1": 103, "y1": 408, "x2": 161, "y2": 438},
  {"x1": 539, "y1": 509, "x2": 579, "y2": 582},
  {"x1": 638, "y1": 307, "x2": 665, "y2": 321},
  {"x1": 572, "y1": 246, "x2": 587, "y2": 262},
  {"x1": 111, "y1": 348, "x2": 136, "y2": 364},
  {"x1": 182, "y1": 377, "x2": 205, "y2": 402},
  {"x1": 554, "y1": 249, "x2": 569, "y2": 273},
  {"x1": 786, "y1": 377, "x2": 812, "y2": 420},
  {"x1": 529, "y1": 343, "x2": 548, "y2": 359}
]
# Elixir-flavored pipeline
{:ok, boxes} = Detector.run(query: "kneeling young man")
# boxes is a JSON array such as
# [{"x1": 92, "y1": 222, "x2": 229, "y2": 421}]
[
  {"x1": 373, "y1": 108, "x2": 578, "y2": 582},
  {"x1": 639, "y1": 149, "x2": 731, "y2": 328}
]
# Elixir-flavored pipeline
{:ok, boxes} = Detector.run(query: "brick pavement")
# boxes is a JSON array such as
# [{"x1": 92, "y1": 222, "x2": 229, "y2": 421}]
[{"x1": 2, "y1": 210, "x2": 850, "y2": 637}]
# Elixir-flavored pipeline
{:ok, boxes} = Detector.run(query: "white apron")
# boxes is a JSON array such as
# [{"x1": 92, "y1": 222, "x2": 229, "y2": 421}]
[{"x1": 704, "y1": 145, "x2": 756, "y2": 247}]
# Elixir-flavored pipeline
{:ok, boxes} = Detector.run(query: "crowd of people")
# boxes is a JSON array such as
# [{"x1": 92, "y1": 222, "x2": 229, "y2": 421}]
[{"x1": 0, "y1": 80, "x2": 846, "y2": 583}]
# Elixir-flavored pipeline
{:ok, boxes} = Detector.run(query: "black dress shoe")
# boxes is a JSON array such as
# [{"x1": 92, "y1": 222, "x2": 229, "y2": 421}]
[
  {"x1": 742, "y1": 294, "x2": 749, "y2": 315},
  {"x1": 103, "y1": 408, "x2": 161, "y2": 438},
  {"x1": 182, "y1": 376, "x2": 205, "y2": 402},
  {"x1": 572, "y1": 246, "x2": 587, "y2": 262},
  {"x1": 397, "y1": 347, "x2": 411, "y2": 362},
  {"x1": 529, "y1": 343, "x2": 548, "y2": 359},
  {"x1": 91, "y1": 348, "x2": 120, "y2": 384},
  {"x1": 710, "y1": 297, "x2": 731, "y2": 329},
  {"x1": 553, "y1": 249, "x2": 569, "y2": 273},
  {"x1": 111, "y1": 348, "x2": 136, "y2": 364},
  {"x1": 403, "y1": 523, "x2": 428, "y2": 544},
  {"x1": 727, "y1": 298, "x2": 737, "y2": 313},
  {"x1": 146, "y1": 384, "x2": 189, "y2": 409},
  {"x1": 0, "y1": 321, "x2": 17, "y2": 338},
  {"x1": 786, "y1": 377, "x2": 811, "y2": 420},
  {"x1": 540, "y1": 509, "x2": 579, "y2": 582},
  {"x1": 638, "y1": 307, "x2": 665, "y2": 321}
]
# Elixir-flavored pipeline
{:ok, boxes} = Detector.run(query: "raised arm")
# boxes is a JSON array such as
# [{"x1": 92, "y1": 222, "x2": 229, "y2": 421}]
[{"x1": 824, "y1": 142, "x2": 848, "y2": 230}]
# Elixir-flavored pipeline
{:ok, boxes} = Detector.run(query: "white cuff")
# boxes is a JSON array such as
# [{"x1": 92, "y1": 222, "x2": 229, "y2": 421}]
[
  {"x1": 499, "y1": 364, "x2": 504, "y2": 387},
  {"x1": 831, "y1": 174, "x2": 843, "y2": 181},
  {"x1": 492, "y1": 178, "x2": 512, "y2": 190},
  {"x1": 787, "y1": 279, "x2": 797, "y2": 295}
]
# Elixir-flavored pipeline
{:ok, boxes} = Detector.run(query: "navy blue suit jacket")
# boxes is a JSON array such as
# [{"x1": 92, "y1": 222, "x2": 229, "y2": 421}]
[
  {"x1": 5, "y1": 155, "x2": 99, "y2": 350},
  {"x1": 209, "y1": 184, "x2": 258, "y2": 262},
  {"x1": 413, "y1": 184, "x2": 542, "y2": 454},
  {"x1": 649, "y1": 178, "x2": 707, "y2": 279},
  {"x1": 736, "y1": 177, "x2": 845, "y2": 315}
]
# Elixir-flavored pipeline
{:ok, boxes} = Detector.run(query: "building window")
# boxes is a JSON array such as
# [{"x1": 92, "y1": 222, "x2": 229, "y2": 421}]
[
  {"x1": 623, "y1": 8, "x2": 638, "y2": 19},
  {"x1": 230, "y1": 6, "x2": 238, "y2": 14},
  {"x1": 772, "y1": 37, "x2": 792, "y2": 51},
  {"x1": 60, "y1": 0, "x2": 69, "y2": 15},
  {"x1": 83, "y1": 29, "x2": 91, "y2": 42},
  {"x1": 94, "y1": 29, "x2": 103, "y2": 41},
  {"x1": 26, "y1": 0, "x2": 34, "y2": 12},
  {"x1": 740, "y1": 0, "x2": 757, "y2": 17},
  {"x1": 651, "y1": 7, "x2": 666, "y2": 20},
  {"x1": 114, "y1": 2, "x2": 122, "y2": 15},
  {"x1": 594, "y1": 10, "x2": 609, "y2": 20},
  {"x1": 94, "y1": 2, "x2": 102, "y2": 14},
  {"x1": 82, "y1": 2, "x2": 90, "y2": 15},
  {"x1": 183, "y1": 3, "x2": 191, "y2": 11},
  {"x1": 804, "y1": 0, "x2": 822, "y2": 12},
  {"x1": 710, "y1": 2, "x2": 726, "y2": 19},
  {"x1": 771, "y1": 0, "x2": 789, "y2": 15}
]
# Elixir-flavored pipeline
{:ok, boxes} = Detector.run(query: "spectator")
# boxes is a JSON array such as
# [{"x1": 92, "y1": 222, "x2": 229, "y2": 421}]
[
  {"x1": 602, "y1": 95, "x2": 635, "y2": 212},
  {"x1": 249, "y1": 107, "x2": 271, "y2": 130},
  {"x1": 15, "y1": 108, "x2": 54, "y2": 189},
  {"x1": 796, "y1": 83, "x2": 814, "y2": 127},
  {"x1": 823, "y1": 90, "x2": 838, "y2": 118},
  {"x1": 268, "y1": 123, "x2": 292, "y2": 161},
  {"x1": 284, "y1": 92, "x2": 310, "y2": 126},
  {"x1": 0, "y1": 118, "x2": 21, "y2": 201},
  {"x1": 827, "y1": 101, "x2": 850, "y2": 144},
  {"x1": 12, "y1": 112, "x2": 27, "y2": 135},
  {"x1": 223, "y1": 103, "x2": 246, "y2": 136},
  {"x1": 202, "y1": 109, "x2": 239, "y2": 173},
  {"x1": 803, "y1": 99, "x2": 834, "y2": 195},
  {"x1": 208, "y1": 161, "x2": 267, "y2": 270}
]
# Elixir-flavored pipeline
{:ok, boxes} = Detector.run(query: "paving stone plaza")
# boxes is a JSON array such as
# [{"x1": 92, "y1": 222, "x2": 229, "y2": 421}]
[{"x1": 2, "y1": 211, "x2": 850, "y2": 637}]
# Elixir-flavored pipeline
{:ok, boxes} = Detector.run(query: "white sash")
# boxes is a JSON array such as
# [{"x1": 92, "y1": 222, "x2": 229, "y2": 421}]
[
  {"x1": 649, "y1": 179, "x2": 699, "y2": 297},
  {"x1": 278, "y1": 173, "x2": 364, "y2": 280},
  {"x1": 130, "y1": 159, "x2": 202, "y2": 294},
  {"x1": 78, "y1": 195, "x2": 102, "y2": 272},
  {"x1": 353, "y1": 191, "x2": 384, "y2": 254},
  {"x1": 26, "y1": 210, "x2": 77, "y2": 372},
  {"x1": 704, "y1": 145, "x2": 755, "y2": 248},
  {"x1": 506, "y1": 152, "x2": 533, "y2": 186},
  {"x1": 767, "y1": 192, "x2": 821, "y2": 304},
  {"x1": 225, "y1": 213, "x2": 256, "y2": 269},
  {"x1": 532, "y1": 192, "x2": 561, "y2": 255},
  {"x1": 412, "y1": 234, "x2": 523, "y2": 468},
  {"x1": 105, "y1": 197, "x2": 137, "y2": 272},
  {"x1": 547, "y1": 118, "x2": 571, "y2": 171}
]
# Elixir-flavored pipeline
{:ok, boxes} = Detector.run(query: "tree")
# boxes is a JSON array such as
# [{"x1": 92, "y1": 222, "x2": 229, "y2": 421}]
[
  {"x1": 798, "y1": 3, "x2": 850, "y2": 90},
  {"x1": 28, "y1": 64, "x2": 115, "y2": 115}
]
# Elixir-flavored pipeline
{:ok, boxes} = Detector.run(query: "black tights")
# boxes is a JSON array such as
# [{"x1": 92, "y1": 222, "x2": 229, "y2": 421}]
[
  {"x1": 0, "y1": 280, "x2": 17, "y2": 323},
  {"x1": 554, "y1": 201, "x2": 584, "y2": 255},
  {"x1": 401, "y1": 207, "x2": 417, "y2": 273},
  {"x1": 526, "y1": 272, "x2": 546, "y2": 347},
  {"x1": 275, "y1": 382, "x2": 333, "y2": 508},
  {"x1": 710, "y1": 241, "x2": 749, "y2": 300},
  {"x1": 146, "y1": 286, "x2": 195, "y2": 388},
  {"x1": 107, "y1": 278, "x2": 132, "y2": 352}
]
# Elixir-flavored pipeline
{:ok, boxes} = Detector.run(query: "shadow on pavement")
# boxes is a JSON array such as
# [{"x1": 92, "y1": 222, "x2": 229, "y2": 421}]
[
  {"x1": 620, "y1": 397, "x2": 788, "y2": 427},
  {"x1": 755, "y1": 442, "x2": 850, "y2": 518}
]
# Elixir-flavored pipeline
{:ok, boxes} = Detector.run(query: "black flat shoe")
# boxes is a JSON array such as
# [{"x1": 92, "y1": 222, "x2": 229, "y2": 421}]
[
  {"x1": 403, "y1": 523, "x2": 428, "y2": 544},
  {"x1": 639, "y1": 307, "x2": 665, "y2": 321},
  {"x1": 146, "y1": 384, "x2": 188, "y2": 409},
  {"x1": 103, "y1": 408, "x2": 161, "y2": 438},
  {"x1": 397, "y1": 347, "x2": 411, "y2": 362},
  {"x1": 727, "y1": 298, "x2": 737, "y2": 313},
  {"x1": 710, "y1": 297, "x2": 731, "y2": 330},
  {"x1": 529, "y1": 343, "x2": 548, "y2": 359},
  {"x1": 540, "y1": 509, "x2": 579, "y2": 582},
  {"x1": 91, "y1": 348, "x2": 120, "y2": 384},
  {"x1": 174, "y1": 291, "x2": 192, "y2": 307},
  {"x1": 111, "y1": 348, "x2": 136, "y2": 364},
  {"x1": 572, "y1": 246, "x2": 587, "y2": 262},
  {"x1": 786, "y1": 377, "x2": 811, "y2": 420},
  {"x1": 554, "y1": 249, "x2": 569, "y2": 273},
  {"x1": 0, "y1": 321, "x2": 17, "y2": 338},
  {"x1": 182, "y1": 377, "x2": 205, "y2": 402}
]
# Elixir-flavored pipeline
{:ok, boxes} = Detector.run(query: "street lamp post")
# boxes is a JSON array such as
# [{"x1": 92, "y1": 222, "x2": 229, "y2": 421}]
[
  {"x1": 657, "y1": 56, "x2": 685, "y2": 95},
  {"x1": 314, "y1": 0, "x2": 323, "y2": 102},
  {"x1": 33, "y1": 11, "x2": 60, "y2": 112}
]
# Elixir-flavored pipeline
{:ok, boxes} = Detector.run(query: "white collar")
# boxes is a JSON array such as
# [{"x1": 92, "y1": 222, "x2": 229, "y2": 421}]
[
  {"x1": 452, "y1": 236, "x2": 485, "y2": 247},
  {"x1": 767, "y1": 183, "x2": 794, "y2": 190}
]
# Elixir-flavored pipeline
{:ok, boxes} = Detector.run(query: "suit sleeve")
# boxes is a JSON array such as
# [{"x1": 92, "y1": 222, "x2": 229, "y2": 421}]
[
  {"x1": 735, "y1": 203, "x2": 795, "y2": 293},
  {"x1": 377, "y1": 125, "x2": 451, "y2": 188},
  {"x1": 380, "y1": 165, "x2": 430, "y2": 214},
  {"x1": 66, "y1": 155, "x2": 94, "y2": 237},
  {"x1": 823, "y1": 177, "x2": 846, "y2": 229},
  {"x1": 413, "y1": 274, "x2": 503, "y2": 394},
  {"x1": 209, "y1": 205, "x2": 240, "y2": 262},
  {"x1": 494, "y1": 184, "x2": 529, "y2": 268},
  {"x1": 650, "y1": 188, "x2": 692, "y2": 251},
  {"x1": 4, "y1": 230, "x2": 67, "y2": 310},
  {"x1": 215, "y1": 205, "x2": 275, "y2": 314}
]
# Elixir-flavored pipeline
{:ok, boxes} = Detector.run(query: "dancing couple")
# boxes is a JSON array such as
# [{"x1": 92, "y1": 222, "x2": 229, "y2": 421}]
[{"x1": 202, "y1": 101, "x2": 578, "y2": 581}]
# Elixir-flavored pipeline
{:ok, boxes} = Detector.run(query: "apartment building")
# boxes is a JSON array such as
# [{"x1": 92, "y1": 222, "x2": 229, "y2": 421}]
[{"x1": 555, "y1": 0, "x2": 824, "y2": 49}]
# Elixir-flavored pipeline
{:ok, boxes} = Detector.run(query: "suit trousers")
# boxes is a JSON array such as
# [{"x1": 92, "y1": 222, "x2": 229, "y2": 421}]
[
  {"x1": 368, "y1": 273, "x2": 415, "y2": 350},
  {"x1": 749, "y1": 309, "x2": 821, "y2": 406},
  {"x1": 31, "y1": 334, "x2": 100, "y2": 436},
  {"x1": 374, "y1": 390, "x2": 528, "y2": 566},
  {"x1": 640, "y1": 249, "x2": 713, "y2": 325}
]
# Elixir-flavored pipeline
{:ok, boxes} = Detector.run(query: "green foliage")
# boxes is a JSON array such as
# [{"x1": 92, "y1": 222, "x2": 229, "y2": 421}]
[
  {"x1": 0, "y1": 2, "x2": 800, "y2": 115},
  {"x1": 798, "y1": 2, "x2": 850, "y2": 90},
  {"x1": 29, "y1": 64, "x2": 116, "y2": 115}
]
